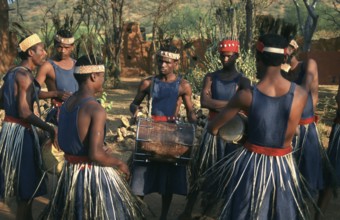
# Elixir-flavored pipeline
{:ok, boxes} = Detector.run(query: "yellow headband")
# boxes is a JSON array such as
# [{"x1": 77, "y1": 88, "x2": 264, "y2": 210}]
[
  {"x1": 54, "y1": 34, "x2": 75, "y2": 44},
  {"x1": 157, "y1": 50, "x2": 180, "y2": 60},
  {"x1": 74, "y1": 65, "x2": 105, "y2": 74},
  {"x1": 18, "y1": 34, "x2": 42, "y2": 52}
]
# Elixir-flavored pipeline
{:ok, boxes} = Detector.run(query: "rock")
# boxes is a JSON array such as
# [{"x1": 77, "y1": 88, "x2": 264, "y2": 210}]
[
  {"x1": 120, "y1": 127, "x2": 127, "y2": 137},
  {"x1": 121, "y1": 116, "x2": 130, "y2": 128}
]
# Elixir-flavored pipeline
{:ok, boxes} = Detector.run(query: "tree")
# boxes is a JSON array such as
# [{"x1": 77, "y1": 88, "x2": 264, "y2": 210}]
[
  {"x1": 0, "y1": 0, "x2": 17, "y2": 74},
  {"x1": 293, "y1": 0, "x2": 319, "y2": 51}
]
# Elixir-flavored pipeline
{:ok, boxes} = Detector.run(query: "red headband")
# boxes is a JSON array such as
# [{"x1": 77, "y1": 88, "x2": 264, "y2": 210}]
[
  {"x1": 256, "y1": 41, "x2": 287, "y2": 55},
  {"x1": 218, "y1": 40, "x2": 239, "y2": 53}
]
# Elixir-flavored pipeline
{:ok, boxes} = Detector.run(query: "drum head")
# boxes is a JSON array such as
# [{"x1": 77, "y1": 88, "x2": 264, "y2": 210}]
[{"x1": 218, "y1": 114, "x2": 246, "y2": 142}]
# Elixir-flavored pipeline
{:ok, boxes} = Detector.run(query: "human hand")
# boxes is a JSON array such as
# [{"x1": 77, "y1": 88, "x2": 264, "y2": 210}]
[
  {"x1": 117, "y1": 162, "x2": 130, "y2": 181},
  {"x1": 57, "y1": 91, "x2": 72, "y2": 101}
]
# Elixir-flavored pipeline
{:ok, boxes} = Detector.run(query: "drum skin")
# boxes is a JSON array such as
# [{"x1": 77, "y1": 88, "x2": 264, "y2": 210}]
[
  {"x1": 41, "y1": 138, "x2": 64, "y2": 175},
  {"x1": 134, "y1": 118, "x2": 195, "y2": 165},
  {"x1": 218, "y1": 113, "x2": 247, "y2": 143}
]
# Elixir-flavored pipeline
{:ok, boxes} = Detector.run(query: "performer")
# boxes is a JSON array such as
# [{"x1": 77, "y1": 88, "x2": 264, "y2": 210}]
[
  {"x1": 315, "y1": 80, "x2": 340, "y2": 220},
  {"x1": 129, "y1": 44, "x2": 197, "y2": 220},
  {"x1": 36, "y1": 29, "x2": 78, "y2": 125},
  {"x1": 179, "y1": 39, "x2": 251, "y2": 219},
  {"x1": 41, "y1": 55, "x2": 144, "y2": 219},
  {"x1": 0, "y1": 33, "x2": 55, "y2": 220},
  {"x1": 281, "y1": 39, "x2": 326, "y2": 197},
  {"x1": 202, "y1": 34, "x2": 313, "y2": 219}
]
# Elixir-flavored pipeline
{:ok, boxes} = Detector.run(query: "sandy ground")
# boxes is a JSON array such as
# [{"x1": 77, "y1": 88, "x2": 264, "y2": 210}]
[{"x1": 1, "y1": 77, "x2": 340, "y2": 220}]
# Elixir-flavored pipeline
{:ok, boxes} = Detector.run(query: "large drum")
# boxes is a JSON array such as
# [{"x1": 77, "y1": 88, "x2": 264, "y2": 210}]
[
  {"x1": 134, "y1": 118, "x2": 195, "y2": 165},
  {"x1": 218, "y1": 113, "x2": 247, "y2": 143}
]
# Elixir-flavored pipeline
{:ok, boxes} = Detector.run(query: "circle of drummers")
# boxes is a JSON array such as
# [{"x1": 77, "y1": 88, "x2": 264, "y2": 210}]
[{"x1": 0, "y1": 31, "x2": 339, "y2": 220}]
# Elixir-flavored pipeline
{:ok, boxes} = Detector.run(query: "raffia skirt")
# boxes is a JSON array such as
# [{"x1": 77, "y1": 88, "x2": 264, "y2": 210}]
[{"x1": 41, "y1": 161, "x2": 144, "y2": 220}]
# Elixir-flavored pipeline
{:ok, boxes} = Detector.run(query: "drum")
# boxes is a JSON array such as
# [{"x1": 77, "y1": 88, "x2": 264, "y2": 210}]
[
  {"x1": 218, "y1": 113, "x2": 247, "y2": 143},
  {"x1": 41, "y1": 138, "x2": 65, "y2": 175},
  {"x1": 134, "y1": 118, "x2": 195, "y2": 165}
]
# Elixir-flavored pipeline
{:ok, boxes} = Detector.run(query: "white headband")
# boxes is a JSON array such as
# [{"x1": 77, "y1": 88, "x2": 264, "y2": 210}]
[
  {"x1": 54, "y1": 34, "x2": 75, "y2": 44},
  {"x1": 157, "y1": 50, "x2": 180, "y2": 60}
]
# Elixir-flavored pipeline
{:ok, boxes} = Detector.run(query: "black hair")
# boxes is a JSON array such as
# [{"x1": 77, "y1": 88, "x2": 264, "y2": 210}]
[
  {"x1": 17, "y1": 35, "x2": 41, "y2": 60},
  {"x1": 257, "y1": 34, "x2": 288, "y2": 66},
  {"x1": 74, "y1": 55, "x2": 103, "y2": 84},
  {"x1": 159, "y1": 44, "x2": 179, "y2": 54},
  {"x1": 54, "y1": 29, "x2": 74, "y2": 45}
]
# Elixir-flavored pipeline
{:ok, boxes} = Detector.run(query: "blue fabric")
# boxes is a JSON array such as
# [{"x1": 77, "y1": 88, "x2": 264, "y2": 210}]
[
  {"x1": 151, "y1": 76, "x2": 181, "y2": 116},
  {"x1": 2, "y1": 67, "x2": 41, "y2": 117},
  {"x1": 247, "y1": 83, "x2": 295, "y2": 148},
  {"x1": 326, "y1": 123, "x2": 340, "y2": 186},
  {"x1": 211, "y1": 72, "x2": 241, "y2": 101},
  {"x1": 58, "y1": 97, "x2": 96, "y2": 156},
  {"x1": 48, "y1": 59, "x2": 78, "y2": 93},
  {"x1": 201, "y1": 82, "x2": 311, "y2": 219},
  {"x1": 131, "y1": 76, "x2": 188, "y2": 196},
  {"x1": 292, "y1": 63, "x2": 325, "y2": 193}
]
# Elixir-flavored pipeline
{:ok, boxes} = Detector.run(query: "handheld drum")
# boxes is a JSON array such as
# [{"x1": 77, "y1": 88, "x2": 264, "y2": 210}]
[{"x1": 218, "y1": 113, "x2": 247, "y2": 143}]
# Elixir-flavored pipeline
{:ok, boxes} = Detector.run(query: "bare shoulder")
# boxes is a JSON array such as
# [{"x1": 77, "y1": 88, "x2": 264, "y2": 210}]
[
  {"x1": 84, "y1": 100, "x2": 107, "y2": 118},
  {"x1": 38, "y1": 61, "x2": 53, "y2": 74},
  {"x1": 294, "y1": 84, "x2": 308, "y2": 99},
  {"x1": 139, "y1": 76, "x2": 153, "y2": 90},
  {"x1": 15, "y1": 68, "x2": 32, "y2": 82}
]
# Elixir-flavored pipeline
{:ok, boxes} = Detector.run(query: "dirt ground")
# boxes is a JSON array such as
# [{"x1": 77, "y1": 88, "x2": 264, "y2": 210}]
[{"x1": 1, "y1": 77, "x2": 340, "y2": 220}]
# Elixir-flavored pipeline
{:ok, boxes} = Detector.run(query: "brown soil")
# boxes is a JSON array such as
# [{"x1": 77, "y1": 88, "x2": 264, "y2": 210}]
[{"x1": 1, "y1": 77, "x2": 340, "y2": 220}]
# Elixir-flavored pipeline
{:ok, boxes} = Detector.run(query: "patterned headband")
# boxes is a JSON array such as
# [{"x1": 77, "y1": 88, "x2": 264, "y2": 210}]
[
  {"x1": 218, "y1": 40, "x2": 240, "y2": 53},
  {"x1": 157, "y1": 50, "x2": 180, "y2": 60},
  {"x1": 54, "y1": 34, "x2": 75, "y2": 44},
  {"x1": 74, "y1": 65, "x2": 105, "y2": 74},
  {"x1": 256, "y1": 41, "x2": 287, "y2": 55},
  {"x1": 289, "y1": 40, "x2": 299, "y2": 50},
  {"x1": 18, "y1": 34, "x2": 42, "y2": 52}
]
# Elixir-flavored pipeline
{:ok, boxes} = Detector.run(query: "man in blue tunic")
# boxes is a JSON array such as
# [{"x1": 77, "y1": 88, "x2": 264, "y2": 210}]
[
  {"x1": 36, "y1": 29, "x2": 78, "y2": 125},
  {"x1": 129, "y1": 44, "x2": 197, "y2": 220},
  {"x1": 0, "y1": 33, "x2": 55, "y2": 220},
  {"x1": 203, "y1": 34, "x2": 314, "y2": 219}
]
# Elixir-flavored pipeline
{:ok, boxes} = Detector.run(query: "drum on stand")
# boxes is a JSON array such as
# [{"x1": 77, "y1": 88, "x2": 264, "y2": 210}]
[
  {"x1": 134, "y1": 118, "x2": 195, "y2": 166},
  {"x1": 218, "y1": 113, "x2": 247, "y2": 143}
]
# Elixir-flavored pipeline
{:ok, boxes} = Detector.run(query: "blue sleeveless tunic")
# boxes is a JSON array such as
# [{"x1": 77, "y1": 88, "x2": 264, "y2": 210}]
[
  {"x1": 151, "y1": 76, "x2": 180, "y2": 116},
  {"x1": 202, "y1": 83, "x2": 311, "y2": 220},
  {"x1": 211, "y1": 73, "x2": 241, "y2": 101},
  {"x1": 48, "y1": 59, "x2": 78, "y2": 93},
  {"x1": 50, "y1": 97, "x2": 143, "y2": 219},
  {"x1": 130, "y1": 76, "x2": 188, "y2": 196},
  {"x1": 292, "y1": 62, "x2": 324, "y2": 195},
  {"x1": 0, "y1": 67, "x2": 46, "y2": 200}
]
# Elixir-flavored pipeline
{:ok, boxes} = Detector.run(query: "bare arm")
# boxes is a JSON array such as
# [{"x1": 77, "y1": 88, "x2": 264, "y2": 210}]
[
  {"x1": 16, "y1": 70, "x2": 55, "y2": 136},
  {"x1": 180, "y1": 79, "x2": 197, "y2": 123},
  {"x1": 87, "y1": 104, "x2": 130, "y2": 178},
  {"x1": 36, "y1": 62, "x2": 71, "y2": 101},
  {"x1": 303, "y1": 59, "x2": 319, "y2": 110},
  {"x1": 129, "y1": 78, "x2": 151, "y2": 116},
  {"x1": 207, "y1": 89, "x2": 252, "y2": 135},
  {"x1": 336, "y1": 80, "x2": 340, "y2": 115},
  {"x1": 0, "y1": 86, "x2": 3, "y2": 109},
  {"x1": 200, "y1": 73, "x2": 229, "y2": 111}
]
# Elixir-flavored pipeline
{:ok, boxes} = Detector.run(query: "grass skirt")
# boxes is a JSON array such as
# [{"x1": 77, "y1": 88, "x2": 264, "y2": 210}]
[
  {"x1": 41, "y1": 162, "x2": 144, "y2": 219},
  {"x1": 0, "y1": 122, "x2": 45, "y2": 201},
  {"x1": 201, "y1": 147, "x2": 313, "y2": 220}
]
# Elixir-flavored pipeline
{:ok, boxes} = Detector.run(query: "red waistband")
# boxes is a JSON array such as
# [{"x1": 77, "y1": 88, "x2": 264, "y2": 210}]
[
  {"x1": 3, "y1": 115, "x2": 31, "y2": 129},
  {"x1": 244, "y1": 142, "x2": 292, "y2": 156},
  {"x1": 152, "y1": 115, "x2": 177, "y2": 122},
  {"x1": 52, "y1": 99, "x2": 63, "y2": 107},
  {"x1": 65, "y1": 154, "x2": 91, "y2": 164},
  {"x1": 299, "y1": 115, "x2": 318, "y2": 125}
]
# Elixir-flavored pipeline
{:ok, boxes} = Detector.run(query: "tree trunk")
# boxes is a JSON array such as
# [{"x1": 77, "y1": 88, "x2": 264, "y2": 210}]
[
  {"x1": 0, "y1": 0, "x2": 17, "y2": 74},
  {"x1": 245, "y1": 0, "x2": 253, "y2": 51}
]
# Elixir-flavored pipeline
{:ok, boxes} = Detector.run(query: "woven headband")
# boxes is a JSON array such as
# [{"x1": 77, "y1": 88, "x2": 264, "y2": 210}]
[
  {"x1": 18, "y1": 34, "x2": 42, "y2": 52},
  {"x1": 289, "y1": 40, "x2": 299, "y2": 50},
  {"x1": 256, "y1": 41, "x2": 287, "y2": 55},
  {"x1": 54, "y1": 34, "x2": 75, "y2": 44},
  {"x1": 157, "y1": 50, "x2": 180, "y2": 60},
  {"x1": 74, "y1": 65, "x2": 105, "y2": 74}
]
